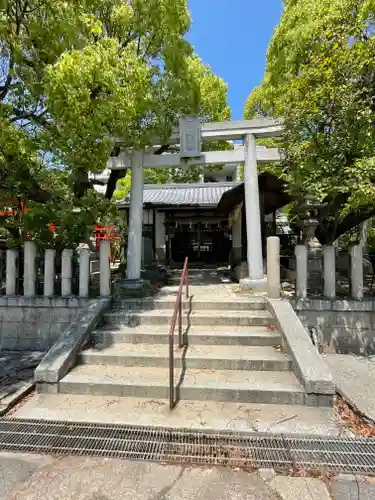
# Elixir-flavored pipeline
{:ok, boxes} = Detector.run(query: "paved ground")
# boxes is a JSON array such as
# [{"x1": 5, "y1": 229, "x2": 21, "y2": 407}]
[
  {"x1": 2, "y1": 451, "x2": 375, "y2": 500},
  {"x1": 1, "y1": 452, "x2": 277, "y2": 500},
  {"x1": 325, "y1": 354, "x2": 375, "y2": 422},
  {"x1": 159, "y1": 268, "x2": 235, "y2": 299},
  {"x1": 0, "y1": 350, "x2": 45, "y2": 415},
  {"x1": 13, "y1": 393, "x2": 343, "y2": 435},
  {"x1": 329, "y1": 475, "x2": 375, "y2": 500},
  {"x1": 0, "y1": 350, "x2": 44, "y2": 395}
]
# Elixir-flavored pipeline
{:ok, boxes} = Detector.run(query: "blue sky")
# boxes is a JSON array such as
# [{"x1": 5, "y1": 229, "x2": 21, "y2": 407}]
[{"x1": 187, "y1": 0, "x2": 283, "y2": 120}]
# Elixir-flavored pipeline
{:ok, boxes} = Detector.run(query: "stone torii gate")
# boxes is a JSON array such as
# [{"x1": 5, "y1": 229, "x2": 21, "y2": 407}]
[{"x1": 108, "y1": 118, "x2": 283, "y2": 289}]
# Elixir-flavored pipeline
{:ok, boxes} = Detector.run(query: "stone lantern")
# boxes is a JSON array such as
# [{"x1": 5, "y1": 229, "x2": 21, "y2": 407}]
[{"x1": 296, "y1": 195, "x2": 326, "y2": 292}]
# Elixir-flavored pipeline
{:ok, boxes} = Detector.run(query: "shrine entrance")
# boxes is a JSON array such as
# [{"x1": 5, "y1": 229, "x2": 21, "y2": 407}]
[
  {"x1": 109, "y1": 117, "x2": 284, "y2": 289},
  {"x1": 165, "y1": 216, "x2": 231, "y2": 264}
]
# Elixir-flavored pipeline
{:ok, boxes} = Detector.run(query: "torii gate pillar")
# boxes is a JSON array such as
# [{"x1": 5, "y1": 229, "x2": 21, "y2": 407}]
[
  {"x1": 126, "y1": 150, "x2": 144, "y2": 281},
  {"x1": 240, "y1": 133, "x2": 266, "y2": 290}
]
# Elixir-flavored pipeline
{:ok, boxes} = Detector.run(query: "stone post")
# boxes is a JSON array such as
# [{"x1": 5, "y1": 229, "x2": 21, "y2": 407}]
[
  {"x1": 61, "y1": 249, "x2": 73, "y2": 296},
  {"x1": 6, "y1": 249, "x2": 18, "y2": 296},
  {"x1": 100, "y1": 240, "x2": 111, "y2": 297},
  {"x1": 241, "y1": 133, "x2": 265, "y2": 289},
  {"x1": 79, "y1": 247, "x2": 90, "y2": 297},
  {"x1": 232, "y1": 214, "x2": 242, "y2": 266},
  {"x1": 350, "y1": 244, "x2": 363, "y2": 300},
  {"x1": 323, "y1": 246, "x2": 336, "y2": 299},
  {"x1": 44, "y1": 249, "x2": 56, "y2": 297},
  {"x1": 155, "y1": 210, "x2": 166, "y2": 264},
  {"x1": 295, "y1": 244, "x2": 308, "y2": 299},
  {"x1": 126, "y1": 150, "x2": 144, "y2": 281},
  {"x1": 267, "y1": 236, "x2": 281, "y2": 299},
  {"x1": 24, "y1": 241, "x2": 37, "y2": 297}
]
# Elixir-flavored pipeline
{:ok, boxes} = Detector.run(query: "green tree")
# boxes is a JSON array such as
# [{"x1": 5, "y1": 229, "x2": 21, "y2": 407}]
[
  {"x1": 244, "y1": 0, "x2": 375, "y2": 243},
  {"x1": 0, "y1": 0, "x2": 230, "y2": 246}
]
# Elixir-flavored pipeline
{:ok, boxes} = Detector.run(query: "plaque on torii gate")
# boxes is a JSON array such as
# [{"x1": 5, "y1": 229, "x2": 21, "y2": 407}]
[{"x1": 179, "y1": 116, "x2": 201, "y2": 158}]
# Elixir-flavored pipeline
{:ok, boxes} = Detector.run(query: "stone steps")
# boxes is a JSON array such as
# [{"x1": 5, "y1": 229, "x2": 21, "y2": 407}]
[
  {"x1": 79, "y1": 344, "x2": 292, "y2": 371},
  {"x1": 103, "y1": 309, "x2": 274, "y2": 327},
  {"x1": 91, "y1": 326, "x2": 282, "y2": 347},
  {"x1": 111, "y1": 298, "x2": 266, "y2": 312},
  {"x1": 59, "y1": 364, "x2": 307, "y2": 406}
]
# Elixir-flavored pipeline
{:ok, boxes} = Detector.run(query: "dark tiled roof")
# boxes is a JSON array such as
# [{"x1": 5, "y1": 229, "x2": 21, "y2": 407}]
[{"x1": 118, "y1": 182, "x2": 239, "y2": 207}]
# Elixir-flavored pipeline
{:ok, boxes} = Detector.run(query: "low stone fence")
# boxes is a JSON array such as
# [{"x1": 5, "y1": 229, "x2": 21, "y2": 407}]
[
  {"x1": 3, "y1": 241, "x2": 111, "y2": 298},
  {"x1": 266, "y1": 238, "x2": 375, "y2": 356},
  {"x1": 294, "y1": 244, "x2": 366, "y2": 300},
  {"x1": 0, "y1": 241, "x2": 111, "y2": 351}
]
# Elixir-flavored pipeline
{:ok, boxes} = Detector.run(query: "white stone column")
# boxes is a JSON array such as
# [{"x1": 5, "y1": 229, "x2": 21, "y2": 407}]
[
  {"x1": 79, "y1": 248, "x2": 90, "y2": 297},
  {"x1": 155, "y1": 211, "x2": 166, "y2": 263},
  {"x1": 241, "y1": 133, "x2": 265, "y2": 288},
  {"x1": 323, "y1": 246, "x2": 336, "y2": 299},
  {"x1": 127, "y1": 150, "x2": 144, "y2": 281},
  {"x1": 24, "y1": 241, "x2": 37, "y2": 297},
  {"x1": 267, "y1": 236, "x2": 280, "y2": 299},
  {"x1": 6, "y1": 249, "x2": 18, "y2": 296},
  {"x1": 100, "y1": 240, "x2": 111, "y2": 297},
  {"x1": 44, "y1": 249, "x2": 56, "y2": 297},
  {"x1": 61, "y1": 249, "x2": 73, "y2": 296},
  {"x1": 232, "y1": 214, "x2": 242, "y2": 265},
  {"x1": 295, "y1": 244, "x2": 308, "y2": 299},
  {"x1": 350, "y1": 244, "x2": 363, "y2": 300}
]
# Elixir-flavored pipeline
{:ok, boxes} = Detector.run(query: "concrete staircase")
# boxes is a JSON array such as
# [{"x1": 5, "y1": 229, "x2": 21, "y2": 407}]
[{"x1": 57, "y1": 297, "x2": 326, "y2": 407}]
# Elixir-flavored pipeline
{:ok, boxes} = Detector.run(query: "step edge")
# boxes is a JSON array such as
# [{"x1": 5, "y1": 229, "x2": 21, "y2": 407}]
[{"x1": 60, "y1": 374, "x2": 305, "y2": 393}]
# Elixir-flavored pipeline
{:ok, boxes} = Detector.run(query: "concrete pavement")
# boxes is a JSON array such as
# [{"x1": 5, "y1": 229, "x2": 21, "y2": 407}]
[
  {"x1": 2, "y1": 451, "x2": 375, "y2": 499},
  {"x1": 2, "y1": 452, "x2": 277, "y2": 500},
  {"x1": 325, "y1": 354, "x2": 375, "y2": 422}
]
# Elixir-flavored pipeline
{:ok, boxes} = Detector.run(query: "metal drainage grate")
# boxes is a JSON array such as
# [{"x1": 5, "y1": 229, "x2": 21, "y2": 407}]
[{"x1": 0, "y1": 418, "x2": 375, "y2": 474}]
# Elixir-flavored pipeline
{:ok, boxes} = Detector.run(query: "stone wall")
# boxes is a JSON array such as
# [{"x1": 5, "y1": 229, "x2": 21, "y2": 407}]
[
  {"x1": 291, "y1": 298, "x2": 375, "y2": 356},
  {"x1": 0, "y1": 297, "x2": 96, "y2": 351}
]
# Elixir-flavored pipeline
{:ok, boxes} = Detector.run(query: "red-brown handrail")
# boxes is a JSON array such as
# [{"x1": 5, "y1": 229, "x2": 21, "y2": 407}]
[{"x1": 169, "y1": 257, "x2": 189, "y2": 410}]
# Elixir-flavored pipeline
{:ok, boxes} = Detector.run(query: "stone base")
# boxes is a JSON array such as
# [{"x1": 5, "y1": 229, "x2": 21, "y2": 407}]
[
  {"x1": 120, "y1": 279, "x2": 150, "y2": 290},
  {"x1": 231, "y1": 247, "x2": 242, "y2": 267},
  {"x1": 235, "y1": 262, "x2": 248, "y2": 281},
  {"x1": 155, "y1": 248, "x2": 166, "y2": 264},
  {"x1": 114, "y1": 279, "x2": 152, "y2": 299},
  {"x1": 240, "y1": 277, "x2": 268, "y2": 291}
]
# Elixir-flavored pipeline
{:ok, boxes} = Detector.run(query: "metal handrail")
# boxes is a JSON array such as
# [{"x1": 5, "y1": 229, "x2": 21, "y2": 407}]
[{"x1": 169, "y1": 257, "x2": 189, "y2": 410}]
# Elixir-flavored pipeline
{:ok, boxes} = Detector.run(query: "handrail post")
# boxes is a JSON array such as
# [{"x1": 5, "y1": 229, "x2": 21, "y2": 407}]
[
  {"x1": 178, "y1": 297, "x2": 182, "y2": 348},
  {"x1": 169, "y1": 256, "x2": 188, "y2": 411},
  {"x1": 169, "y1": 334, "x2": 174, "y2": 410}
]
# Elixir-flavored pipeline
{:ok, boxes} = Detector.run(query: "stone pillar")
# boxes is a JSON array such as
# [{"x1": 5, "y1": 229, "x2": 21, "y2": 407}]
[
  {"x1": 24, "y1": 241, "x2": 37, "y2": 297},
  {"x1": 295, "y1": 244, "x2": 308, "y2": 299},
  {"x1": 350, "y1": 244, "x2": 363, "y2": 300},
  {"x1": 100, "y1": 240, "x2": 111, "y2": 297},
  {"x1": 79, "y1": 248, "x2": 90, "y2": 297},
  {"x1": 267, "y1": 236, "x2": 281, "y2": 299},
  {"x1": 6, "y1": 249, "x2": 18, "y2": 296},
  {"x1": 61, "y1": 249, "x2": 73, "y2": 296},
  {"x1": 127, "y1": 150, "x2": 144, "y2": 281},
  {"x1": 155, "y1": 211, "x2": 166, "y2": 264},
  {"x1": 241, "y1": 133, "x2": 265, "y2": 289},
  {"x1": 44, "y1": 249, "x2": 56, "y2": 297},
  {"x1": 323, "y1": 246, "x2": 336, "y2": 299},
  {"x1": 232, "y1": 215, "x2": 242, "y2": 266}
]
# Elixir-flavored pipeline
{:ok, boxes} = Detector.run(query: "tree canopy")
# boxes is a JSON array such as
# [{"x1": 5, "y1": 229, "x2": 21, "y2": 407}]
[
  {"x1": 0, "y1": 0, "x2": 230, "y2": 247},
  {"x1": 244, "y1": 0, "x2": 375, "y2": 242}
]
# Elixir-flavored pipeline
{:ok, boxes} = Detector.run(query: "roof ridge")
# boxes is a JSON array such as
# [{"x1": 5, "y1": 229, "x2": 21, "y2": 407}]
[{"x1": 143, "y1": 181, "x2": 240, "y2": 190}]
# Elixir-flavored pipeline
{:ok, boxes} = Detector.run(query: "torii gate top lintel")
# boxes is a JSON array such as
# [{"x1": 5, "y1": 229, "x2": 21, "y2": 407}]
[
  {"x1": 174, "y1": 117, "x2": 284, "y2": 145},
  {"x1": 109, "y1": 117, "x2": 284, "y2": 170}
]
